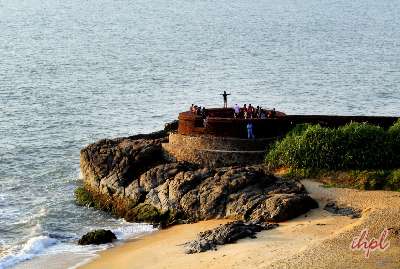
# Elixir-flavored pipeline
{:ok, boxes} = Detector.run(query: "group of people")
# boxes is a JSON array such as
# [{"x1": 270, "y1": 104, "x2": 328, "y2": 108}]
[
  {"x1": 187, "y1": 92, "x2": 278, "y2": 139},
  {"x1": 190, "y1": 104, "x2": 207, "y2": 118},
  {"x1": 233, "y1": 104, "x2": 276, "y2": 120},
  {"x1": 190, "y1": 104, "x2": 208, "y2": 127}
]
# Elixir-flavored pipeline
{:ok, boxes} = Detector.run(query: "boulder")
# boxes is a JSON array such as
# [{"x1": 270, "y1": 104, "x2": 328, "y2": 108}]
[
  {"x1": 324, "y1": 202, "x2": 361, "y2": 218},
  {"x1": 183, "y1": 221, "x2": 278, "y2": 254},
  {"x1": 249, "y1": 193, "x2": 319, "y2": 222},
  {"x1": 125, "y1": 165, "x2": 318, "y2": 224},
  {"x1": 78, "y1": 229, "x2": 116, "y2": 245},
  {"x1": 80, "y1": 137, "x2": 166, "y2": 193}
]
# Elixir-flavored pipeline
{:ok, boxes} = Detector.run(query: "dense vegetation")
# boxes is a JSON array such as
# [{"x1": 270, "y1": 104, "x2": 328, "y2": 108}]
[{"x1": 266, "y1": 121, "x2": 400, "y2": 191}]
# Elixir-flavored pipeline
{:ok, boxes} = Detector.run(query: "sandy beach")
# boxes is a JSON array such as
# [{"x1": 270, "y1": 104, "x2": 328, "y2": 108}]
[{"x1": 80, "y1": 180, "x2": 400, "y2": 269}]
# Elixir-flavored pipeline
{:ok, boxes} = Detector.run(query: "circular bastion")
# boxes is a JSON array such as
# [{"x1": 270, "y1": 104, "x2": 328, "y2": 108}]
[{"x1": 162, "y1": 108, "x2": 286, "y2": 167}]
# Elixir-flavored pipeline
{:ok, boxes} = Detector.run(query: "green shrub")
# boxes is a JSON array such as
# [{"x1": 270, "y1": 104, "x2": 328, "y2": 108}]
[
  {"x1": 266, "y1": 122, "x2": 396, "y2": 170},
  {"x1": 350, "y1": 170, "x2": 388, "y2": 190},
  {"x1": 286, "y1": 123, "x2": 314, "y2": 137},
  {"x1": 75, "y1": 187, "x2": 95, "y2": 207},
  {"x1": 388, "y1": 120, "x2": 400, "y2": 167},
  {"x1": 388, "y1": 169, "x2": 400, "y2": 191},
  {"x1": 279, "y1": 167, "x2": 321, "y2": 180}
]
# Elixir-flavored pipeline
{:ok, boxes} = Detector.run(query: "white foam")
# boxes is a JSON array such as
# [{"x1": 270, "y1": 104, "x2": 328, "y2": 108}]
[
  {"x1": 0, "y1": 222, "x2": 156, "y2": 269},
  {"x1": 0, "y1": 236, "x2": 58, "y2": 269},
  {"x1": 111, "y1": 221, "x2": 156, "y2": 240}
]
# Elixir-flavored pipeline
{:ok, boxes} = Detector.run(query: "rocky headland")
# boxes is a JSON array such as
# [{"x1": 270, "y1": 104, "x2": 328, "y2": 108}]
[{"x1": 77, "y1": 122, "x2": 318, "y2": 231}]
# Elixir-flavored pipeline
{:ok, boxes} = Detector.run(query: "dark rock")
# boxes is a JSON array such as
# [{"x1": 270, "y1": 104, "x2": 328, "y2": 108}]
[
  {"x1": 142, "y1": 165, "x2": 318, "y2": 223},
  {"x1": 78, "y1": 229, "x2": 117, "y2": 245},
  {"x1": 324, "y1": 202, "x2": 361, "y2": 218},
  {"x1": 80, "y1": 137, "x2": 167, "y2": 195},
  {"x1": 139, "y1": 162, "x2": 197, "y2": 192},
  {"x1": 183, "y1": 221, "x2": 278, "y2": 254},
  {"x1": 250, "y1": 193, "x2": 319, "y2": 222}
]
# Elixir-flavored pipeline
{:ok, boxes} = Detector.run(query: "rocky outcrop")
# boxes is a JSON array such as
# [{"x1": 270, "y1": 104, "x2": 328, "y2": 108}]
[
  {"x1": 139, "y1": 165, "x2": 318, "y2": 223},
  {"x1": 79, "y1": 125, "x2": 318, "y2": 227},
  {"x1": 78, "y1": 229, "x2": 117, "y2": 245},
  {"x1": 183, "y1": 221, "x2": 278, "y2": 254},
  {"x1": 80, "y1": 138, "x2": 166, "y2": 191}
]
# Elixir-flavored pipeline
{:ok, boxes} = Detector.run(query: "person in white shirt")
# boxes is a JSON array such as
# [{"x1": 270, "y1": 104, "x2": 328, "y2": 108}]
[{"x1": 233, "y1": 104, "x2": 240, "y2": 118}]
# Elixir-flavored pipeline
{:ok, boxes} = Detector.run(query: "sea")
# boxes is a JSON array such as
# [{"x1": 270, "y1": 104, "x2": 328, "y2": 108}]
[{"x1": 1, "y1": 0, "x2": 400, "y2": 268}]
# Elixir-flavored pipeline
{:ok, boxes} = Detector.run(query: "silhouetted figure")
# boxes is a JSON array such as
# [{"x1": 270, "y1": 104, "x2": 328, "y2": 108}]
[
  {"x1": 271, "y1": 108, "x2": 276, "y2": 117},
  {"x1": 201, "y1": 107, "x2": 207, "y2": 119},
  {"x1": 220, "y1": 91, "x2": 231, "y2": 108},
  {"x1": 260, "y1": 110, "x2": 266, "y2": 119},
  {"x1": 248, "y1": 104, "x2": 254, "y2": 119},
  {"x1": 256, "y1": 106, "x2": 261, "y2": 118},
  {"x1": 243, "y1": 104, "x2": 248, "y2": 119}
]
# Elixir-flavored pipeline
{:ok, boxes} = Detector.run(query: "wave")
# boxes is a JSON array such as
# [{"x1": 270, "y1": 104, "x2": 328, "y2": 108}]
[
  {"x1": 0, "y1": 236, "x2": 58, "y2": 269},
  {"x1": 0, "y1": 221, "x2": 155, "y2": 269}
]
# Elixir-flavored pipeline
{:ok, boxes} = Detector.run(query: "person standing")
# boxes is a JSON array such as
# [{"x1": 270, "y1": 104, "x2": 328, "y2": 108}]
[
  {"x1": 248, "y1": 104, "x2": 254, "y2": 119},
  {"x1": 247, "y1": 121, "x2": 255, "y2": 139},
  {"x1": 272, "y1": 108, "x2": 276, "y2": 117},
  {"x1": 243, "y1": 104, "x2": 248, "y2": 119},
  {"x1": 221, "y1": 91, "x2": 231, "y2": 108},
  {"x1": 233, "y1": 104, "x2": 240, "y2": 118}
]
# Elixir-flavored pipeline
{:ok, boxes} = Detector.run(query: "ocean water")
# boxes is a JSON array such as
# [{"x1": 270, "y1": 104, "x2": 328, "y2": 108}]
[{"x1": 1, "y1": 0, "x2": 400, "y2": 267}]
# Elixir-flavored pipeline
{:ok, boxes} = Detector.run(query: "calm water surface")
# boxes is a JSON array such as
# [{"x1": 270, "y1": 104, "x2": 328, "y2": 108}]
[{"x1": 1, "y1": 0, "x2": 400, "y2": 267}]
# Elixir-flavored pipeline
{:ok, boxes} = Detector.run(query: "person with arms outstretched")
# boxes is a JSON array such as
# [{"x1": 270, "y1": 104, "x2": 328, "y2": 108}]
[{"x1": 220, "y1": 91, "x2": 231, "y2": 108}]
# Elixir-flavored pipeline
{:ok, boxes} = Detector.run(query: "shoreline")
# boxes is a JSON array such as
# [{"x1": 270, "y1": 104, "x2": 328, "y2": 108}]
[
  {"x1": 10, "y1": 229, "x2": 156, "y2": 269},
  {"x1": 79, "y1": 180, "x2": 400, "y2": 269}
]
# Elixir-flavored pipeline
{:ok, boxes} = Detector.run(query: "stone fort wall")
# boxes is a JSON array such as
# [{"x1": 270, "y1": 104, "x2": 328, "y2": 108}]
[{"x1": 162, "y1": 133, "x2": 274, "y2": 167}]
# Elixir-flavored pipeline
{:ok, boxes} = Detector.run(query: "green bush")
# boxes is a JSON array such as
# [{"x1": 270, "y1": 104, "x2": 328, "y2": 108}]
[
  {"x1": 388, "y1": 120, "x2": 400, "y2": 167},
  {"x1": 266, "y1": 122, "x2": 397, "y2": 170},
  {"x1": 349, "y1": 170, "x2": 388, "y2": 190},
  {"x1": 388, "y1": 169, "x2": 400, "y2": 191},
  {"x1": 75, "y1": 187, "x2": 95, "y2": 207}
]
